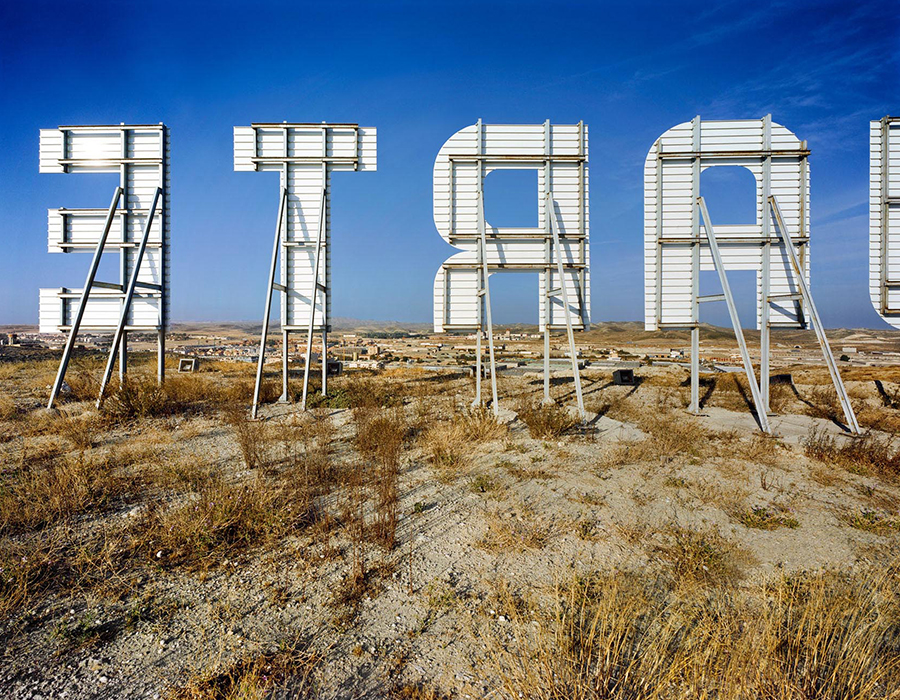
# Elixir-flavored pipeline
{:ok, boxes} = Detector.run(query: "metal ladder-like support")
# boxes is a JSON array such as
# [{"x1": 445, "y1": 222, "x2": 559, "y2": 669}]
[
  {"x1": 48, "y1": 187, "x2": 124, "y2": 409},
  {"x1": 300, "y1": 187, "x2": 328, "y2": 411},
  {"x1": 697, "y1": 197, "x2": 771, "y2": 434},
  {"x1": 546, "y1": 193, "x2": 586, "y2": 420},
  {"x1": 96, "y1": 187, "x2": 163, "y2": 408},
  {"x1": 251, "y1": 187, "x2": 289, "y2": 419},
  {"x1": 768, "y1": 196, "x2": 860, "y2": 434},
  {"x1": 473, "y1": 181, "x2": 500, "y2": 415}
]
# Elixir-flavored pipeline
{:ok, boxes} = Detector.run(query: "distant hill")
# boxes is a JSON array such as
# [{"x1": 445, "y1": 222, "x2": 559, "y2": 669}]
[{"x1": 5, "y1": 320, "x2": 900, "y2": 352}]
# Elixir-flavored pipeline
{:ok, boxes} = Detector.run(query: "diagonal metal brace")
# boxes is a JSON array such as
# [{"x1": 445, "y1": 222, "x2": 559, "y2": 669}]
[
  {"x1": 96, "y1": 187, "x2": 162, "y2": 408},
  {"x1": 251, "y1": 187, "x2": 289, "y2": 419},
  {"x1": 547, "y1": 193, "x2": 586, "y2": 421},
  {"x1": 768, "y1": 195, "x2": 860, "y2": 434},
  {"x1": 48, "y1": 186, "x2": 124, "y2": 409},
  {"x1": 697, "y1": 197, "x2": 771, "y2": 433}
]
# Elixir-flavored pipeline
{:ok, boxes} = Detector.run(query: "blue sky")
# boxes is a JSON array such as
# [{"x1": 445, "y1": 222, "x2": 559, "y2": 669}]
[{"x1": 1, "y1": 0, "x2": 898, "y2": 328}]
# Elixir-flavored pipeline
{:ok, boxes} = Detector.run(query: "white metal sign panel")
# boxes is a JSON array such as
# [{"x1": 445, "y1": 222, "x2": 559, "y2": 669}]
[
  {"x1": 234, "y1": 123, "x2": 376, "y2": 332},
  {"x1": 870, "y1": 117, "x2": 900, "y2": 327},
  {"x1": 644, "y1": 117, "x2": 809, "y2": 330},
  {"x1": 38, "y1": 124, "x2": 169, "y2": 333},
  {"x1": 432, "y1": 122, "x2": 589, "y2": 332}
]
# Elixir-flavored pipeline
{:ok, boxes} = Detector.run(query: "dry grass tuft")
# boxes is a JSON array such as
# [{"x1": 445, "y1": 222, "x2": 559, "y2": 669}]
[
  {"x1": 103, "y1": 377, "x2": 172, "y2": 418},
  {"x1": 55, "y1": 411, "x2": 104, "y2": 451},
  {"x1": 317, "y1": 376, "x2": 404, "y2": 410},
  {"x1": 803, "y1": 427, "x2": 900, "y2": 480},
  {"x1": 0, "y1": 450, "x2": 136, "y2": 536},
  {"x1": 355, "y1": 409, "x2": 406, "y2": 550},
  {"x1": 656, "y1": 525, "x2": 745, "y2": 586},
  {"x1": 516, "y1": 400, "x2": 579, "y2": 439},
  {"x1": 489, "y1": 565, "x2": 900, "y2": 700},
  {"x1": 456, "y1": 406, "x2": 508, "y2": 442},
  {"x1": 387, "y1": 682, "x2": 451, "y2": 699},
  {"x1": 170, "y1": 637, "x2": 320, "y2": 699},
  {"x1": 598, "y1": 407, "x2": 722, "y2": 470},
  {"x1": 0, "y1": 393, "x2": 18, "y2": 421},
  {"x1": 479, "y1": 509, "x2": 558, "y2": 552},
  {"x1": 843, "y1": 509, "x2": 900, "y2": 534},
  {"x1": 134, "y1": 472, "x2": 316, "y2": 570},
  {"x1": 419, "y1": 406, "x2": 505, "y2": 478},
  {"x1": 737, "y1": 505, "x2": 799, "y2": 530},
  {"x1": 225, "y1": 408, "x2": 272, "y2": 471},
  {"x1": 802, "y1": 385, "x2": 846, "y2": 422}
]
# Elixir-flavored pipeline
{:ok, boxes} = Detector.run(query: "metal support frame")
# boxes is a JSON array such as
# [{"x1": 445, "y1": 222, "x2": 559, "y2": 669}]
[
  {"x1": 251, "y1": 187, "x2": 288, "y2": 419},
  {"x1": 654, "y1": 115, "x2": 814, "y2": 429},
  {"x1": 442, "y1": 120, "x2": 588, "y2": 417},
  {"x1": 697, "y1": 197, "x2": 771, "y2": 433},
  {"x1": 244, "y1": 122, "x2": 355, "y2": 418},
  {"x1": 300, "y1": 187, "x2": 328, "y2": 411},
  {"x1": 96, "y1": 187, "x2": 163, "y2": 407},
  {"x1": 769, "y1": 196, "x2": 860, "y2": 434},
  {"x1": 47, "y1": 187, "x2": 123, "y2": 409},
  {"x1": 547, "y1": 194, "x2": 586, "y2": 420},
  {"x1": 46, "y1": 124, "x2": 167, "y2": 409}
]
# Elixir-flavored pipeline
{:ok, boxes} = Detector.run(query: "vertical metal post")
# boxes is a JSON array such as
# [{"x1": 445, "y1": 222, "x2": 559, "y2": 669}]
[
  {"x1": 470, "y1": 118, "x2": 498, "y2": 413},
  {"x1": 698, "y1": 197, "x2": 771, "y2": 433},
  {"x1": 473, "y1": 118, "x2": 484, "y2": 407},
  {"x1": 119, "y1": 333, "x2": 128, "y2": 381},
  {"x1": 301, "y1": 187, "x2": 327, "y2": 411},
  {"x1": 690, "y1": 326, "x2": 700, "y2": 411},
  {"x1": 281, "y1": 132, "x2": 291, "y2": 403},
  {"x1": 654, "y1": 143, "x2": 664, "y2": 327},
  {"x1": 476, "y1": 181, "x2": 499, "y2": 415},
  {"x1": 689, "y1": 116, "x2": 701, "y2": 413},
  {"x1": 321, "y1": 329, "x2": 328, "y2": 396},
  {"x1": 281, "y1": 329, "x2": 289, "y2": 402},
  {"x1": 119, "y1": 131, "x2": 128, "y2": 385},
  {"x1": 543, "y1": 119, "x2": 552, "y2": 404},
  {"x1": 769, "y1": 196, "x2": 860, "y2": 434},
  {"x1": 880, "y1": 118, "x2": 890, "y2": 313},
  {"x1": 96, "y1": 187, "x2": 162, "y2": 408},
  {"x1": 47, "y1": 186, "x2": 123, "y2": 409},
  {"x1": 760, "y1": 115, "x2": 772, "y2": 414},
  {"x1": 543, "y1": 326, "x2": 550, "y2": 403},
  {"x1": 547, "y1": 195, "x2": 585, "y2": 420},
  {"x1": 158, "y1": 124, "x2": 167, "y2": 386},
  {"x1": 474, "y1": 322, "x2": 482, "y2": 405},
  {"x1": 475, "y1": 187, "x2": 500, "y2": 414},
  {"x1": 158, "y1": 329, "x2": 165, "y2": 384},
  {"x1": 251, "y1": 187, "x2": 288, "y2": 419}
]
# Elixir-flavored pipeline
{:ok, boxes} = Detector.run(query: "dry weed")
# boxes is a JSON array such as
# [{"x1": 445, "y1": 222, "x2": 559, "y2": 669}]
[
  {"x1": 134, "y1": 473, "x2": 316, "y2": 570},
  {"x1": 0, "y1": 392, "x2": 17, "y2": 421},
  {"x1": 516, "y1": 400, "x2": 579, "y2": 439},
  {"x1": 479, "y1": 509, "x2": 558, "y2": 552},
  {"x1": 55, "y1": 411, "x2": 103, "y2": 451},
  {"x1": 225, "y1": 407, "x2": 273, "y2": 471},
  {"x1": 169, "y1": 637, "x2": 320, "y2": 699},
  {"x1": 655, "y1": 525, "x2": 746, "y2": 586},
  {"x1": 355, "y1": 409, "x2": 406, "y2": 550},
  {"x1": 737, "y1": 504, "x2": 799, "y2": 530},
  {"x1": 803, "y1": 427, "x2": 900, "y2": 480},
  {"x1": 419, "y1": 406, "x2": 504, "y2": 478},
  {"x1": 0, "y1": 451, "x2": 136, "y2": 535}
]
